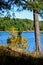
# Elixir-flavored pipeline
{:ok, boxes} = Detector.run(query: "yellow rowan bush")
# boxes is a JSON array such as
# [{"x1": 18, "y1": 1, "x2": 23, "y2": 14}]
[{"x1": 8, "y1": 27, "x2": 28, "y2": 50}]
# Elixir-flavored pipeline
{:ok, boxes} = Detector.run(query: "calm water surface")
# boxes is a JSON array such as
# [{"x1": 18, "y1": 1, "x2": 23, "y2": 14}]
[{"x1": 0, "y1": 32, "x2": 43, "y2": 52}]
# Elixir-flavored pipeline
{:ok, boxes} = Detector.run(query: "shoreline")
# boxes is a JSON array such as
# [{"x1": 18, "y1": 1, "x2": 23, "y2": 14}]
[{"x1": 0, "y1": 31, "x2": 43, "y2": 32}]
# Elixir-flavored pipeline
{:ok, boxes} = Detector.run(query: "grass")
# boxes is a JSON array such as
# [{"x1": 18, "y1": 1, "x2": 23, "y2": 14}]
[{"x1": 0, "y1": 46, "x2": 43, "y2": 65}]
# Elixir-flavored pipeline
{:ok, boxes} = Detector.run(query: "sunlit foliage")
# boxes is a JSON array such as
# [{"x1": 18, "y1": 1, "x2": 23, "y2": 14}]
[{"x1": 7, "y1": 26, "x2": 28, "y2": 50}]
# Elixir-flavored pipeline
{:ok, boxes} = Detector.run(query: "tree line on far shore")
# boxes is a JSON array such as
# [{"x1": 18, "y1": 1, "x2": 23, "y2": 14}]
[
  {"x1": 0, "y1": 18, "x2": 43, "y2": 31},
  {"x1": 0, "y1": 17, "x2": 43, "y2": 31}
]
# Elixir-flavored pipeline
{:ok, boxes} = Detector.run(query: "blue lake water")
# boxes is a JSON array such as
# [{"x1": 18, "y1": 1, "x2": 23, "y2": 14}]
[{"x1": 0, "y1": 32, "x2": 43, "y2": 52}]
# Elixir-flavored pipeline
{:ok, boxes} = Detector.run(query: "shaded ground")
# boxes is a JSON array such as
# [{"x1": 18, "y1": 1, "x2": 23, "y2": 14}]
[{"x1": 0, "y1": 46, "x2": 43, "y2": 65}]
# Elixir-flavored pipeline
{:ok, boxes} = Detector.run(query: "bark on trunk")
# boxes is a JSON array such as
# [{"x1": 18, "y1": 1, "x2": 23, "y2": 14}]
[
  {"x1": 33, "y1": 10, "x2": 41, "y2": 52},
  {"x1": 18, "y1": 32, "x2": 22, "y2": 44}
]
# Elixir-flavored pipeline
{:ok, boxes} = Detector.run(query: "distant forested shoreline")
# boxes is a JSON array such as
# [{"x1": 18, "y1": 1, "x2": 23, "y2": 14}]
[{"x1": 0, "y1": 17, "x2": 43, "y2": 31}]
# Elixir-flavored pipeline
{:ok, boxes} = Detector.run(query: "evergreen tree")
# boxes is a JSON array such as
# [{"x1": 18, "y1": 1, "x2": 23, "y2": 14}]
[{"x1": 0, "y1": 0, "x2": 43, "y2": 52}]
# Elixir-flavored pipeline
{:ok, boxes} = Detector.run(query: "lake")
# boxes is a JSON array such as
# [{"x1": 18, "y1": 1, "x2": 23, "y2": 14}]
[{"x1": 0, "y1": 32, "x2": 43, "y2": 52}]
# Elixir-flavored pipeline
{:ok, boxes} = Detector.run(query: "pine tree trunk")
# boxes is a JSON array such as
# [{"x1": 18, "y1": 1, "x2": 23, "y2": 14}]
[{"x1": 33, "y1": 10, "x2": 41, "y2": 52}]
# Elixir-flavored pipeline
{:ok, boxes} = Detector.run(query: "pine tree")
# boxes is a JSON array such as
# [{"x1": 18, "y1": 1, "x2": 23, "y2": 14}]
[{"x1": 0, "y1": 0, "x2": 43, "y2": 52}]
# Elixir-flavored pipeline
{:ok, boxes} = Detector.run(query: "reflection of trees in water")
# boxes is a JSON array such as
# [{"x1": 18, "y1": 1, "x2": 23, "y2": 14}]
[{"x1": 0, "y1": 40, "x2": 4, "y2": 45}]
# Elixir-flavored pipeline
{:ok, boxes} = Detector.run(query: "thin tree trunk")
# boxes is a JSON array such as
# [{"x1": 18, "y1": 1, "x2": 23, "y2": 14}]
[
  {"x1": 33, "y1": 10, "x2": 41, "y2": 52},
  {"x1": 18, "y1": 32, "x2": 22, "y2": 44}
]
